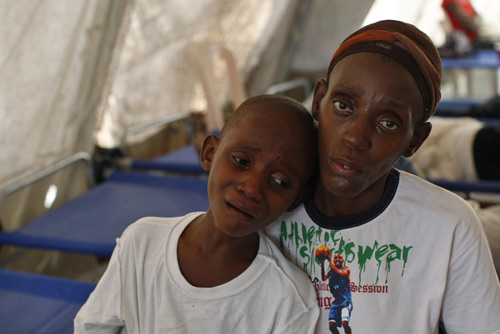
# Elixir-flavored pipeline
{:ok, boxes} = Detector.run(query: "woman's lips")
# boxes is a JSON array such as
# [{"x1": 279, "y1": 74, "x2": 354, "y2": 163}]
[{"x1": 329, "y1": 158, "x2": 364, "y2": 177}]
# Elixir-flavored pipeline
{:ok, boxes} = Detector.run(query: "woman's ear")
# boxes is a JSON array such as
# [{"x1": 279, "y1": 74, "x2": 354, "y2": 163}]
[
  {"x1": 312, "y1": 79, "x2": 327, "y2": 121},
  {"x1": 403, "y1": 121, "x2": 432, "y2": 157},
  {"x1": 200, "y1": 134, "x2": 219, "y2": 172}
]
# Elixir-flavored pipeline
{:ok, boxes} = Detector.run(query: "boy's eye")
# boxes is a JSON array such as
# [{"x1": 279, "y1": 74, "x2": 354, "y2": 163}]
[
  {"x1": 333, "y1": 101, "x2": 352, "y2": 113},
  {"x1": 232, "y1": 155, "x2": 250, "y2": 167},
  {"x1": 379, "y1": 120, "x2": 399, "y2": 130},
  {"x1": 271, "y1": 174, "x2": 291, "y2": 188}
]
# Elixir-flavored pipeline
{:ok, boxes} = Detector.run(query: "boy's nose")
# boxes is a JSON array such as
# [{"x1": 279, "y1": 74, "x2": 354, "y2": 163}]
[
  {"x1": 237, "y1": 173, "x2": 264, "y2": 202},
  {"x1": 342, "y1": 118, "x2": 371, "y2": 151}
]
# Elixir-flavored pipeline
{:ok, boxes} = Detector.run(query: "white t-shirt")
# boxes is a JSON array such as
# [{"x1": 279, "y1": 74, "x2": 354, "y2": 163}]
[
  {"x1": 74, "y1": 212, "x2": 319, "y2": 334},
  {"x1": 265, "y1": 170, "x2": 500, "y2": 334}
]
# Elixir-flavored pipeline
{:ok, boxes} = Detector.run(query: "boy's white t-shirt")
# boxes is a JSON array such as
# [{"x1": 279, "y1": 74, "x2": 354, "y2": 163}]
[
  {"x1": 265, "y1": 170, "x2": 500, "y2": 334},
  {"x1": 74, "y1": 212, "x2": 319, "y2": 334}
]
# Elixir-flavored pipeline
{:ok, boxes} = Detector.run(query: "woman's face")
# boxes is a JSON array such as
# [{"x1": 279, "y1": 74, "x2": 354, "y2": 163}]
[{"x1": 312, "y1": 52, "x2": 429, "y2": 213}]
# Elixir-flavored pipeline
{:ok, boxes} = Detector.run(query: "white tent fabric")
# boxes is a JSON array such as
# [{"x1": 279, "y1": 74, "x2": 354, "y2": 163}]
[
  {"x1": 0, "y1": 0, "x2": 127, "y2": 188},
  {"x1": 0, "y1": 0, "x2": 399, "y2": 190},
  {"x1": 2, "y1": 0, "x2": 499, "y2": 191},
  {"x1": 94, "y1": 0, "x2": 304, "y2": 149},
  {"x1": 289, "y1": 0, "x2": 374, "y2": 73},
  {"x1": 1, "y1": 0, "x2": 304, "y2": 188}
]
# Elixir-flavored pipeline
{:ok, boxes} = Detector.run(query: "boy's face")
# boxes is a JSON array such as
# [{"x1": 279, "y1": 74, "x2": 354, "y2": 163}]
[
  {"x1": 201, "y1": 108, "x2": 314, "y2": 238},
  {"x1": 312, "y1": 52, "x2": 430, "y2": 206}
]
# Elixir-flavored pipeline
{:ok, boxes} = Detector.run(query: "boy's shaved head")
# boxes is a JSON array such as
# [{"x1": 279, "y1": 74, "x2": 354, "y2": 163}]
[
  {"x1": 199, "y1": 94, "x2": 318, "y2": 234},
  {"x1": 218, "y1": 94, "x2": 318, "y2": 187},
  {"x1": 221, "y1": 94, "x2": 316, "y2": 141}
]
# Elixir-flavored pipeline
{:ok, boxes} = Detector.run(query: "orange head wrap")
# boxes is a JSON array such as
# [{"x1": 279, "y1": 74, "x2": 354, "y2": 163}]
[{"x1": 326, "y1": 20, "x2": 442, "y2": 122}]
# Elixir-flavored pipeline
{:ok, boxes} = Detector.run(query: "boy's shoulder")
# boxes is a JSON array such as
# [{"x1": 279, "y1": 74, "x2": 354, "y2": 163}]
[
  {"x1": 120, "y1": 212, "x2": 203, "y2": 245},
  {"x1": 259, "y1": 233, "x2": 315, "y2": 297}
]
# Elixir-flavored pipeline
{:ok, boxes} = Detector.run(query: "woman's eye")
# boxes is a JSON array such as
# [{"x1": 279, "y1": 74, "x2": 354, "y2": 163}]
[
  {"x1": 379, "y1": 120, "x2": 399, "y2": 130},
  {"x1": 333, "y1": 101, "x2": 352, "y2": 113},
  {"x1": 232, "y1": 155, "x2": 250, "y2": 167},
  {"x1": 271, "y1": 175, "x2": 291, "y2": 188}
]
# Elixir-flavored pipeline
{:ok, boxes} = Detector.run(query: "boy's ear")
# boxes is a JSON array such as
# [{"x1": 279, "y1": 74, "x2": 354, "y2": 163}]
[
  {"x1": 312, "y1": 79, "x2": 327, "y2": 121},
  {"x1": 286, "y1": 184, "x2": 313, "y2": 212},
  {"x1": 403, "y1": 121, "x2": 432, "y2": 157},
  {"x1": 200, "y1": 134, "x2": 219, "y2": 172}
]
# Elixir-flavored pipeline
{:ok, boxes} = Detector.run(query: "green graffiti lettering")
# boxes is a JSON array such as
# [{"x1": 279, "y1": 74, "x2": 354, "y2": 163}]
[
  {"x1": 306, "y1": 226, "x2": 317, "y2": 247},
  {"x1": 375, "y1": 244, "x2": 389, "y2": 261},
  {"x1": 278, "y1": 221, "x2": 288, "y2": 250},
  {"x1": 402, "y1": 245, "x2": 413, "y2": 275},
  {"x1": 386, "y1": 244, "x2": 402, "y2": 270},
  {"x1": 375, "y1": 244, "x2": 389, "y2": 284},
  {"x1": 357, "y1": 241, "x2": 378, "y2": 284},
  {"x1": 293, "y1": 222, "x2": 303, "y2": 247},
  {"x1": 315, "y1": 226, "x2": 324, "y2": 244},
  {"x1": 300, "y1": 245, "x2": 311, "y2": 273},
  {"x1": 308, "y1": 246, "x2": 318, "y2": 275},
  {"x1": 324, "y1": 231, "x2": 330, "y2": 243},
  {"x1": 344, "y1": 241, "x2": 356, "y2": 264},
  {"x1": 385, "y1": 244, "x2": 402, "y2": 283},
  {"x1": 334, "y1": 236, "x2": 346, "y2": 255},
  {"x1": 300, "y1": 223, "x2": 308, "y2": 246},
  {"x1": 330, "y1": 230, "x2": 341, "y2": 247},
  {"x1": 280, "y1": 221, "x2": 415, "y2": 285}
]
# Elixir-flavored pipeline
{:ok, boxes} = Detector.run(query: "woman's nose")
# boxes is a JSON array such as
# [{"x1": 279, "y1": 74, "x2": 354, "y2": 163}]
[{"x1": 342, "y1": 117, "x2": 371, "y2": 151}]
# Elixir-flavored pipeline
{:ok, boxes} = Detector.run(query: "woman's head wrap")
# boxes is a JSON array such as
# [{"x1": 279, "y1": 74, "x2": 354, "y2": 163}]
[{"x1": 326, "y1": 20, "x2": 442, "y2": 122}]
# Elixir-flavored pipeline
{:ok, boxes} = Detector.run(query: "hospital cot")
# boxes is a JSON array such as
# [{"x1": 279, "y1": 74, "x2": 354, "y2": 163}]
[
  {"x1": 436, "y1": 98, "x2": 483, "y2": 115},
  {"x1": 124, "y1": 117, "x2": 500, "y2": 202},
  {"x1": 441, "y1": 49, "x2": 500, "y2": 70},
  {"x1": 119, "y1": 112, "x2": 208, "y2": 175},
  {"x1": 0, "y1": 154, "x2": 209, "y2": 257},
  {"x1": 0, "y1": 268, "x2": 95, "y2": 333},
  {"x1": 118, "y1": 77, "x2": 313, "y2": 175},
  {"x1": 116, "y1": 85, "x2": 500, "y2": 204},
  {"x1": 441, "y1": 49, "x2": 500, "y2": 99},
  {"x1": 117, "y1": 41, "x2": 246, "y2": 175}
]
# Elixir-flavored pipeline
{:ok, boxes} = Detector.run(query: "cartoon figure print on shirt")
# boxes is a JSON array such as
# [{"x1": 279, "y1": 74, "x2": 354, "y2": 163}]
[
  {"x1": 316, "y1": 247, "x2": 353, "y2": 334},
  {"x1": 278, "y1": 221, "x2": 413, "y2": 333}
]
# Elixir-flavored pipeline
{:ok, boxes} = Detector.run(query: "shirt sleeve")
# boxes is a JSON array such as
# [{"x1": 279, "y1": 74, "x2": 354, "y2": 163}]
[
  {"x1": 441, "y1": 217, "x2": 500, "y2": 333},
  {"x1": 74, "y1": 238, "x2": 126, "y2": 334},
  {"x1": 276, "y1": 301, "x2": 320, "y2": 334}
]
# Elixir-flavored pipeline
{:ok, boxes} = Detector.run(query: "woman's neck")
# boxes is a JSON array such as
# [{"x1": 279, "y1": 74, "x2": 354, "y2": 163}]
[{"x1": 313, "y1": 176, "x2": 388, "y2": 218}]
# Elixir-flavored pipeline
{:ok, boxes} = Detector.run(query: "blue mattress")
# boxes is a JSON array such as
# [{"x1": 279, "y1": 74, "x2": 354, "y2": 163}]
[
  {"x1": 131, "y1": 144, "x2": 207, "y2": 174},
  {"x1": 435, "y1": 99, "x2": 480, "y2": 116},
  {"x1": 429, "y1": 179, "x2": 500, "y2": 194},
  {"x1": 130, "y1": 131, "x2": 221, "y2": 174},
  {"x1": 437, "y1": 98, "x2": 482, "y2": 109},
  {"x1": 435, "y1": 100, "x2": 500, "y2": 124},
  {"x1": 0, "y1": 269, "x2": 95, "y2": 333},
  {"x1": 441, "y1": 49, "x2": 500, "y2": 69},
  {"x1": 0, "y1": 171, "x2": 209, "y2": 256}
]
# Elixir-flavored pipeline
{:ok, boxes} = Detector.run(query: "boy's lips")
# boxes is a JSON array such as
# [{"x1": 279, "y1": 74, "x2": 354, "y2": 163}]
[
  {"x1": 328, "y1": 157, "x2": 364, "y2": 177},
  {"x1": 225, "y1": 200, "x2": 256, "y2": 221}
]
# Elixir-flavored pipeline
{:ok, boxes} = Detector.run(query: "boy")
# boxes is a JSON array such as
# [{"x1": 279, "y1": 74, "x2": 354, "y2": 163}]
[
  {"x1": 74, "y1": 95, "x2": 320, "y2": 333},
  {"x1": 265, "y1": 20, "x2": 500, "y2": 333}
]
